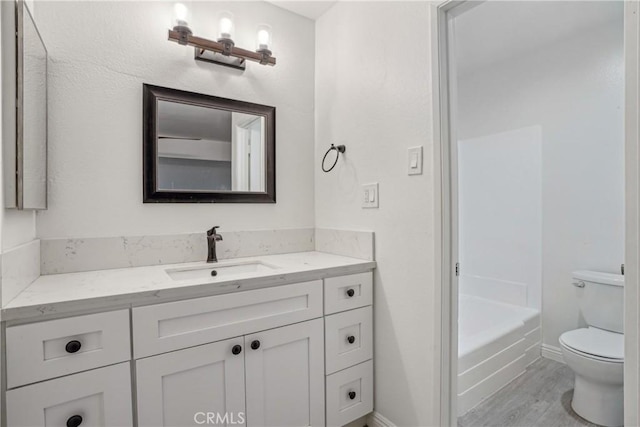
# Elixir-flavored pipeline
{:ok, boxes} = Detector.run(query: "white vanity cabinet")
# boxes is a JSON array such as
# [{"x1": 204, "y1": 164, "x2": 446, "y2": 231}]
[
  {"x1": 2, "y1": 270, "x2": 374, "y2": 427},
  {"x1": 323, "y1": 273, "x2": 374, "y2": 426},
  {"x1": 136, "y1": 319, "x2": 325, "y2": 427}
]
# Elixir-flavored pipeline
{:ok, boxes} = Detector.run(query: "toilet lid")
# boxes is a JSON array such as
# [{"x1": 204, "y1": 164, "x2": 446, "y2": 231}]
[{"x1": 560, "y1": 327, "x2": 624, "y2": 360}]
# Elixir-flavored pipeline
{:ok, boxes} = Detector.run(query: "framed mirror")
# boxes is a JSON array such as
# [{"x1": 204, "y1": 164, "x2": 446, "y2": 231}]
[
  {"x1": 4, "y1": 0, "x2": 48, "y2": 210},
  {"x1": 143, "y1": 85, "x2": 276, "y2": 203}
]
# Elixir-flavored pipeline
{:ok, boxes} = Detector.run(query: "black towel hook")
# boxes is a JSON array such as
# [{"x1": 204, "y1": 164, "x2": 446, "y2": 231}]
[{"x1": 322, "y1": 144, "x2": 346, "y2": 173}]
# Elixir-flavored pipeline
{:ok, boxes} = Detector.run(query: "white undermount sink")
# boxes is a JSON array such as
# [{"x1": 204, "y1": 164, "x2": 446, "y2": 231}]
[{"x1": 165, "y1": 261, "x2": 278, "y2": 281}]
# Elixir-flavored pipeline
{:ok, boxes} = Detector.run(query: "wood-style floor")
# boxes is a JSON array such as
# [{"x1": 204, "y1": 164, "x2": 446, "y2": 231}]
[{"x1": 458, "y1": 358, "x2": 600, "y2": 427}]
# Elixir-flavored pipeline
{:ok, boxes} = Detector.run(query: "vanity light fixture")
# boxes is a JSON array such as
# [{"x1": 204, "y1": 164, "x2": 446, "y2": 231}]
[{"x1": 168, "y1": 3, "x2": 276, "y2": 71}]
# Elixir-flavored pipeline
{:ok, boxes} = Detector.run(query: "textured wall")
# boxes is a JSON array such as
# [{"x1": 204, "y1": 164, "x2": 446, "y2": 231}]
[
  {"x1": 33, "y1": 1, "x2": 315, "y2": 239},
  {"x1": 316, "y1": 3, "x2": 438, "y2": 425}
]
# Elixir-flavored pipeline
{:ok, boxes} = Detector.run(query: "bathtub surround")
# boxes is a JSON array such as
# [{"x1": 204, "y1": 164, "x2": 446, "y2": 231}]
[{"x1": 458, "y1": 126, "x2": 542, "y2": 310}]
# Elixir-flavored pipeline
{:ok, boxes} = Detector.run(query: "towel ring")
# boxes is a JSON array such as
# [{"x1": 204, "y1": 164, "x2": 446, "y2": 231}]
[{"x1": 322, "y1": 144, "x2": 346, "y2": 173}]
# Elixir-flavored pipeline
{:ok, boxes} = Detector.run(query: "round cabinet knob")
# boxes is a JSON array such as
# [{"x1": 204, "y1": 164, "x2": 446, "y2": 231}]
[
  {"x1": 348, "y1": 391, "x2": 357, "y2": 400},
  {"x1": 251, "y1": 340, "x2": 261, "y2": 350},
  {"x1": 346, "y1": 289, "x2": 355, "y2": 297},
  {"x1": 232, "y1": 345, "x2": 242, "y2": 355},
  {"x1": 347, "y1": 335, "x2": 356, "y2": 344},
  {"x1": 66, "y1": 415, "x2": 83, "y2": 427},
  {"x1": 211, "y1": 270, "x2": 218, "y2": 277},
  {"x1": 65, "y1": 340, "x2": 82, "y2": 354}
]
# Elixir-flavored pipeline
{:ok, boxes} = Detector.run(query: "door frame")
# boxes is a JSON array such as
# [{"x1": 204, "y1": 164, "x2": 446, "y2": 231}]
[
  {"x1": 624, "y1": 2, "x2": 640, "y2": 425},
  {"x1": 432, "y1": 2, "x2": 640, "y2": 425}
]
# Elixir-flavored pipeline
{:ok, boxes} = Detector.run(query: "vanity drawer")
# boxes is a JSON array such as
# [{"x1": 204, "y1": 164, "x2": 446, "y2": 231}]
[
  {"x1": 6, "y1": 362, "x2": 133, "y2": 427},
  {"x1": 324, "y1": 272, "x2": 372, "y2": 315},
  {"x1": 133, "y1": 280, "x2": 323, "y2": 358},
  {"x1": 6, "y1": 309, "x2": 131, "y2": 388},
  {"x1": 325, "y1": 306, "x2": 373, "y2": 374},
  {"x1": 326, "y1": 360, "x2": 374, "y2": 427}
]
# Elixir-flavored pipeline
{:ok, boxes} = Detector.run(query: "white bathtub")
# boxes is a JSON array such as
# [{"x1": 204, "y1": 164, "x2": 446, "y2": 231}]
[{"x1": 457, "y1": 295, "x2": 541, "y2": 416}]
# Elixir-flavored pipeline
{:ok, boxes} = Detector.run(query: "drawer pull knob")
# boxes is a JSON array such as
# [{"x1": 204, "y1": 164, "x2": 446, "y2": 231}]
[
  {"x1": 65, "y1": 340, "x2": 82, "y2": 354},
  {"x1": 346, "y1": 289, "x2": 355, "y2": 297},
  {"x1": 66, "y1": 415, "x2": 83, "y2": 427},
  {"x1": 348, "y1": 391, "x2": 356, "y2": 400},
  {"x1": 251, "y1": 340, "x2": 261, "y2": 350},
  {"x1": 347, "y1": 335, "x2": 356, "y2": 344},
  {"x1": 231, "y1": 345, "x2": 242, "y2": 355}
]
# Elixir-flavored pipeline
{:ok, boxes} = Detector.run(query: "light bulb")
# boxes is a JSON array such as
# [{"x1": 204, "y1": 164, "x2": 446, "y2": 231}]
[
  {"x1": 220, "y1": 18, "x2": 233, "y2": 35},
  {"x1": 173, "y1": 2, "x2": 189, "y2": 27},
  {"x1": 256, "y1": 24, "x2": 272, "y2": 52},
  {"x1": 218, "y1": 11, "x2": 235, "y2": 40}
]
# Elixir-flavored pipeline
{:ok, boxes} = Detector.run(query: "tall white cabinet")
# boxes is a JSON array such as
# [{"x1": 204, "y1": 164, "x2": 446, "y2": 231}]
[{"x1": 3, "y1": 271, "x2": 374, "y2": 427}]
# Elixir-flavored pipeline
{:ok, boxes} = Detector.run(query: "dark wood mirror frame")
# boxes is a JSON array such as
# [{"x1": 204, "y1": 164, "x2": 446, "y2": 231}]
[{"x1": 143, "y1": 84, "x2": 276, "y2": 203}]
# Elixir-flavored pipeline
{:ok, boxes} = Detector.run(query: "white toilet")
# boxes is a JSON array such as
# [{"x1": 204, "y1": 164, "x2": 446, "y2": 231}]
[{"x1": 559, "y1": 270, "x2": 624, "y2": 427}]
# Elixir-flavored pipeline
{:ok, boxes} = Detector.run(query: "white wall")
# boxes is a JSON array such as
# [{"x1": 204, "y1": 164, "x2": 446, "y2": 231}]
[
  {"x1": 458, "y1": 126, "x2": 542, "y2": 309},
  {"x1": 33, "y1": 1, "x2": 315, "y2": 239},
  {"x1": 316, "y1": 3, "x2": 437, "y2": 425},
  {"x1": 456, "y1": 11, "x2": 624, "y2": 349}
]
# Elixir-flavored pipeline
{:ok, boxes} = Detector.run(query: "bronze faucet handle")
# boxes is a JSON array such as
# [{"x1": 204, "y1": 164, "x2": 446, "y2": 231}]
[{"x1": 207, "y1": 226, "x2": 221, "y2": 236}]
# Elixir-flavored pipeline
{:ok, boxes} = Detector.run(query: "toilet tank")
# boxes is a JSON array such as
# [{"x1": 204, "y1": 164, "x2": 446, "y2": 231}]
[{"x1": 572, "y1": 270, "x2": 624, "y2": 333}]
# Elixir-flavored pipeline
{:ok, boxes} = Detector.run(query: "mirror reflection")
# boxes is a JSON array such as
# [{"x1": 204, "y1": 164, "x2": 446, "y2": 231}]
[{"x1": 156, "y1": 101, "x2": 266, "y2": 193}]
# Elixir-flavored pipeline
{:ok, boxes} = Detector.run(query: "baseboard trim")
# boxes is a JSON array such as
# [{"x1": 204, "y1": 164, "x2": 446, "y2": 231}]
[
  {"x1": 367, "y1": 411, "x2": 396, "y2": 427},
  {"x1": 541, "y1": 343, "x2": 565, "y2": 364}
]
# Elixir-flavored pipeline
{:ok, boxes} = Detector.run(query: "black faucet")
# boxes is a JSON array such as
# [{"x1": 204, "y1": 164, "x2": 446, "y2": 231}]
[{"x1": 206, "y1": 226, "x2": 223, "y2": 263}]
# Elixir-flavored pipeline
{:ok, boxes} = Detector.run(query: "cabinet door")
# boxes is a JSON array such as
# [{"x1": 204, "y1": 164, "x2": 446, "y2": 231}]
[
  {"x1": 6, "y1": 362, "x2": 133, "y2": 427},
  {"x1": 245, "y1": 318, "x2": 325, "y2": 427},
  {"x1": 136, "y1": 338, "x2": 246, "y2": 427}
]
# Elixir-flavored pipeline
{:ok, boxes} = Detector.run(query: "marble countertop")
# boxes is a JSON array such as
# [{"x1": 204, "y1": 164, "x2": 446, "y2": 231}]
[{"x1": 2, "y1": 251, "x2": 376, "y2": 322}]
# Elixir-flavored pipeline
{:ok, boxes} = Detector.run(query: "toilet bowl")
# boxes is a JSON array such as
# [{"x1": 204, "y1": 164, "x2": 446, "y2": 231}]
[
  {"x1": 559, "y1": 327, "x2": 623, "y2": 427},
  {"x1": 560, "y1": 270, "x2": 624, "y2": 427}
]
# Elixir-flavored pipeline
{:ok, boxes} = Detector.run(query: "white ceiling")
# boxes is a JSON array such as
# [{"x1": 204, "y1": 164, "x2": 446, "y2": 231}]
[
  {"x1": 266, "y1": 1, "x2": 337, "y2": 20},
  {"x1": 454, "y1": 1, "x2": 623, "y2": 75}
]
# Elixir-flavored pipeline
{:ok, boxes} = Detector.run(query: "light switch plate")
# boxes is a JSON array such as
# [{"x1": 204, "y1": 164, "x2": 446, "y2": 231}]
[
  {"x1": 362, "y1": 183, "x2": 379, "y2": 208},
  {"x1": 408, "y1": 146, "x2": 423, "y2": 175}
]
